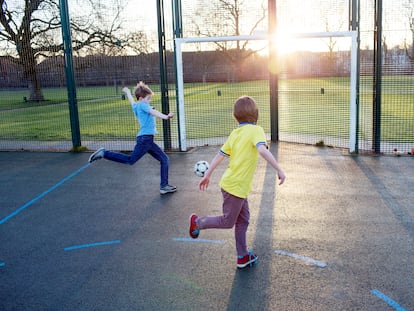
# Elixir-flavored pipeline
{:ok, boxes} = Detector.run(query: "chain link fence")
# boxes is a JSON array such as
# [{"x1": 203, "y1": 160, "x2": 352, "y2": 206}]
[{"x1": 0, "y1": 0, "x2": 413, "y2": 154}]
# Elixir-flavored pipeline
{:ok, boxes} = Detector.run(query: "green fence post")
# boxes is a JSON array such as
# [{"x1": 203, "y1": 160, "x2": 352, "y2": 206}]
[
  {"x1": 373, "y1": 0, "x2": 382, "y2": 154},
  {"x1": 268, "y1": 0, "x2": 279, "y2": 141},
  {"x1": 156, "y1": 0, "x2": 172, "y2": 151},
  {"x1": 59, "y1": 0, "x2": 81, "y2": 149}
]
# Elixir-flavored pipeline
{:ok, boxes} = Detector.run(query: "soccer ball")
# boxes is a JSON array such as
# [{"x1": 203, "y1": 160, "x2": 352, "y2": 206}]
[{"x1": 194, "y1": 160, "x2": 209, "y2": 177}]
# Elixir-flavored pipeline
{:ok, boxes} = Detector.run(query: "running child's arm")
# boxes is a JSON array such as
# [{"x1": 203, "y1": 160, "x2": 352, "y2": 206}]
[
  {"x1": 199, "y1": 152, "x2": 225, "y2": 191},
  {"x1": 149, "y1": 109, "x2": 174, "y2": 120},
  {"x1": 122, "y1": 87, "x2": 135, "y2": 105},
  {"x1": 257, "y1": 144, "x2": 286, "y2": 185}
]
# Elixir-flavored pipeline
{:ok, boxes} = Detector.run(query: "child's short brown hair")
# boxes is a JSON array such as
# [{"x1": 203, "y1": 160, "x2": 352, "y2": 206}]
[
  {"x1": 233, "y1": 96, "x2": 259, "y2": 124},
  {"x1": 134, "y1": 81, "x2": 153, "y2": 99}
]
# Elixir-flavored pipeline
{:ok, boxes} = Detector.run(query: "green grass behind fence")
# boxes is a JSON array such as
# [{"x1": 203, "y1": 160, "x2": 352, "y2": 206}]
[{"x1": 0, "y1": 77, "x2": 413, "y2": 142}]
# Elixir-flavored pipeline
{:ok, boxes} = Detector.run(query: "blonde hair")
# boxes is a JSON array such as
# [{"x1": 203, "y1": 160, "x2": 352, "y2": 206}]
[
  {"x1": 233, "y1": 96, "x2": 259, "y2": 124},
  {"x1": 134, "y1": 81, "x2": 153, "y2": 99}
]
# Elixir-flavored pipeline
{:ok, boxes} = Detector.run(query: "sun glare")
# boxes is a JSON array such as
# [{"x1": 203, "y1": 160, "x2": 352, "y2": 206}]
[
  {"x1": 274, "y1": 33, "x2": 331, "y2": 55},
  {"x1": 249, "y1": 32, "x2": 333, "y2": 58}
]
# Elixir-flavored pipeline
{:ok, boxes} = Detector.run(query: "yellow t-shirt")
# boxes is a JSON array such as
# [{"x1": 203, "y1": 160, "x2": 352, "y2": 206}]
[{"x1": 219, "y1": 123, "x2": 267, "y2": 198}]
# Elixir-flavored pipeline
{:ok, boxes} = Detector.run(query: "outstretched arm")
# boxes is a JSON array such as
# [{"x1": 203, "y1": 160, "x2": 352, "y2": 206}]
[
  {"x1": 199, "y1": 152, "x2": 225, "y2": 191},
  {"x1": 122, "y1": 87, "x2": 135, "y2": 105},
  {"x1": 149, "y1": 109, "x2": 174, "y2": 120},
  {"x1": 257, "y1": 144, "x2": 286, "y2": 185}
]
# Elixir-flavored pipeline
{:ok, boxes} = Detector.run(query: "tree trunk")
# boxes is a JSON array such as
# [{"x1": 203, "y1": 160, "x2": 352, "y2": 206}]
[
  {"x1": 28, "y1": 78, "x2": 45, "y2": 102},
  {"x1": 23, "y1": 53, "x2": 45, "y2": 102}
]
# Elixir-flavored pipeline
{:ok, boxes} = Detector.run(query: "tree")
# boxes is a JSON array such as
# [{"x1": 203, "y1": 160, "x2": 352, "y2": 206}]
[
  {"x1": 190, "y1": 0, "x2": 267, "y2": 81},
  {"x1": 0, "y1": 0, "x2": 124, "y2": 102},
  {"x1": 403, "y1": 0, "x2": 414, "y2": 67}
]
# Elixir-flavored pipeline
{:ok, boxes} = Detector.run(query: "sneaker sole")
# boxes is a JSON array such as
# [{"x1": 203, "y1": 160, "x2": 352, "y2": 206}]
[
  {"x1": 160, "y1": 188, "x2": 177, "y2": 194},
  {"x1": 88, "y1": 148, "x2": 105, "y2": 163},
  {"x1": 189, "y1": 213, "x2": 199, "y2": 239},
  {"x1": 237, "y1": 258, "x2": 258, "y2": 269}
]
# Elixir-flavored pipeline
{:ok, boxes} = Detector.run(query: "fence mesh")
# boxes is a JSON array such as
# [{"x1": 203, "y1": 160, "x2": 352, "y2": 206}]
[
  {"x1": 0, "y1": 0, "x2": 413, "y2": 155},
  {"x1": 277, "y1": 36, "x2": 353, "y2": 149}
]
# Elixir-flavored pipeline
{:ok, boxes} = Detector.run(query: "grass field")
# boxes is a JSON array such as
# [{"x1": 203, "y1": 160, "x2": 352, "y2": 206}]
[{"x1": 0, "y1": 77, "x2": 413, "y2": 144}]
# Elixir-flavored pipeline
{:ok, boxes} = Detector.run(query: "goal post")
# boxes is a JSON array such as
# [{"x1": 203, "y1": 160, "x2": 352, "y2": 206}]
[
  {"x1": 174, "y1": 34, "x2": 268, "y2": 151},
  {"x1": 174, "y1": 31, "x2": 358, "y2": 152}
]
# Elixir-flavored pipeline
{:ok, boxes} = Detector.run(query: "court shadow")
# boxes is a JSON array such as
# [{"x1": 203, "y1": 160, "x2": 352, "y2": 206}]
[
  {"x1": 351, "y1": 156, "x2": 414, "y2": 239},
  {"x1": 226, "y1": 143, "x2": 279, "y2": 310}
]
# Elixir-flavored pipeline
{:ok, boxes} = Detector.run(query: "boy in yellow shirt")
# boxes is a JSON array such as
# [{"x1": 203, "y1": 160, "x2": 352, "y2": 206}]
[{"x1": 189, "y1": 96, "x2": 286, "y2": 268}]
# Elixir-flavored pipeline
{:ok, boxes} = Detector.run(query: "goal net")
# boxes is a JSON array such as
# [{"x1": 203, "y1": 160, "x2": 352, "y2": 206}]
[{"x1": 174, "y1": 32, "x2": 357, "y2": 152}]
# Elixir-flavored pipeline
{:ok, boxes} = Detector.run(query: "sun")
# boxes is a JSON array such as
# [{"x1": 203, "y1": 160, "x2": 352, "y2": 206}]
[
  {"x1": 274, "y1": 33, "x2": 331, "y2": 55},
  {"x1": 246, "y1": 29, "x2": 335, "y2": 57}
]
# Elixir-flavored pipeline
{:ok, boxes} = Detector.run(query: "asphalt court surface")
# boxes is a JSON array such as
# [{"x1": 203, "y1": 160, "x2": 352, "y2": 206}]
[{"x1": 1, "y1": 143, "x2": 413, "y2": 310}]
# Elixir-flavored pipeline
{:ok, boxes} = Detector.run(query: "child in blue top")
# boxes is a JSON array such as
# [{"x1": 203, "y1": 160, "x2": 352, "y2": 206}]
[{"x1": 89, "y1": 81, "x2": 176, "y2": 194}]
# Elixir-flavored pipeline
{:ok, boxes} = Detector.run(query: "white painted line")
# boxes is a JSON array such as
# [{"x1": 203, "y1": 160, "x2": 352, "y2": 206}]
[
  {"x1": 172, "y1": 237, "x2": 225, "y2": 245},
  {"x1": 274, "y1": 249, "x2": 327, "y2": 268}
]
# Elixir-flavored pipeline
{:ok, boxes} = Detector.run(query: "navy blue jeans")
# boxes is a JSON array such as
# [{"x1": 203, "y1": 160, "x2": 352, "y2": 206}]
[{"x1": 103, "y1": 135, "x2": 169, "y2": 187}]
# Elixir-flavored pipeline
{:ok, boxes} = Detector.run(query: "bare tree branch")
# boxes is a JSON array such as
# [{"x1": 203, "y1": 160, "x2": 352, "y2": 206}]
[
  {"x1": 190, "y1": 0, "x2": 267, "y2": 81},
  {"x1": 0, "y1": 0, "x2": 127, "y2": 101}
]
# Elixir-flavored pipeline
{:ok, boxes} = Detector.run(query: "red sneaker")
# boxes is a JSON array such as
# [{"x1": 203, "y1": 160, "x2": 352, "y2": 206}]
[
  {"x1": 237, "y1": 251, "x2": 258, "y2": 268},
  {"x1": 189, "y1": 214, "x2": 199, "y2": 239}
]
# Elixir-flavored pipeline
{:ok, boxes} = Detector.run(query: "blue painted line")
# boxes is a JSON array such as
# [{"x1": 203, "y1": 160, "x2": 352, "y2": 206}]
[
  {"x1": 274, "y1": 249, "x2": 327, "y2": 268},
  {"x1": 371, "y1": 289, "x2": 406, "y2": 311},
  {"x1": 0, "y1": 163, "x2": 91, "y2": 225},
  {"x1": 64, "y1": 240, "x2": 121, "y2": 251},
  {"x1": 0, "y1": 262, "x2": 5, "y2": 267},
  {"x1": 172, "y1": 237, "x2": 225, "y2": 245}
]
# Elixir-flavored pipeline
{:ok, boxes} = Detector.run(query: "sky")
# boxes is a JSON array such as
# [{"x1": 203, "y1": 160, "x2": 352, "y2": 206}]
[
  {"x1": 119, "y1": 0, "x2": 413, "y2": 53},
  {"x1": 1, "y1": 0, "x2": 412, "y2": 56}
]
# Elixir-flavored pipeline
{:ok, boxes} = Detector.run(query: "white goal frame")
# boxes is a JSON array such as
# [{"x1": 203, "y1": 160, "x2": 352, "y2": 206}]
[{"x1": 175, "y1": 31, "x2": 358, "y2": 152}]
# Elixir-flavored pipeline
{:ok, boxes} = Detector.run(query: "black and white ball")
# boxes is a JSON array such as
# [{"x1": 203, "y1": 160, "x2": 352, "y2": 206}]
[{"x1": 194, "y1": 160, "x2": 209, "y2": 177}]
